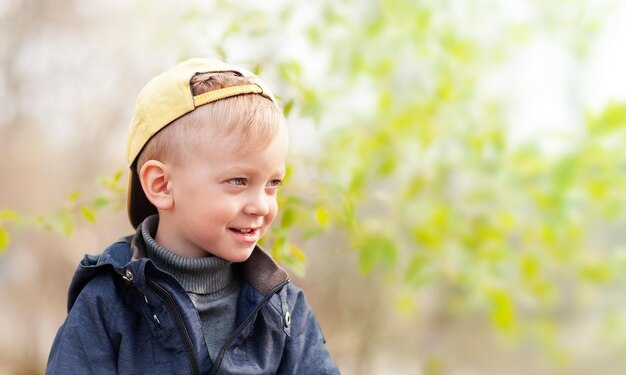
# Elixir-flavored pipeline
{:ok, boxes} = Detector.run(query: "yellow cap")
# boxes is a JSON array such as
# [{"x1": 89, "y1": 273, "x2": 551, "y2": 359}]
[{"x1": 125, "y1": 58, "x2": 278, "y2": 228}]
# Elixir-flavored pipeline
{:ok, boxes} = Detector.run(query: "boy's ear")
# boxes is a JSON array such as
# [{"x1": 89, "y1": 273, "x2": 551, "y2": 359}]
[{"x1": 139, "y1": 160, "x2": 174, "y2": 210}]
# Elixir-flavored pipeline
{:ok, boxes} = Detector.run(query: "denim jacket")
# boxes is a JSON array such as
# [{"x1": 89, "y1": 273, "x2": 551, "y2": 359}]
[{"x1": 46, "y1": 229, "x2": 339, "y2": 374}]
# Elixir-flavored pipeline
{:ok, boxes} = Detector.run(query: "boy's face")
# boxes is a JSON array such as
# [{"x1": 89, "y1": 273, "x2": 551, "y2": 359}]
[{"x1": 157, "y1": 125, "x2": 289, "y2": 261}]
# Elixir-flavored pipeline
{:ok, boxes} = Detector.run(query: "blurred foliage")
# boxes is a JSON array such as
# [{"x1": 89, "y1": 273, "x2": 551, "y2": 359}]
[
  {"x1": 248, "y1": 0, "x2": 626, "y2": 361},
  {"x1": 3, "y1": 0, "x2": 626, "y2": 368},
  {"x1": 0, "y1": 170, "x2": 126, "y2": 252}
]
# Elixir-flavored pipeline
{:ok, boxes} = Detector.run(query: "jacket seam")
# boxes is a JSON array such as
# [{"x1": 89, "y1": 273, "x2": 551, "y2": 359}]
[{"x1": 104, "y1": 294, "x2": 124, "y2": 353}]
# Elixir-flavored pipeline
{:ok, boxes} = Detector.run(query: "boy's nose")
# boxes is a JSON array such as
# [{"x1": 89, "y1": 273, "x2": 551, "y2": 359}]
[{"x1": 243, "y1": 192, "x2": 271, "y2": 216}]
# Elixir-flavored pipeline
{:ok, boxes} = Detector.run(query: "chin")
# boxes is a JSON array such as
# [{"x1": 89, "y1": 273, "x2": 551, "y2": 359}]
[
  {"x1": 229, "y1": 254, "x2": 253, "y2": 263},
  {"x1": 227, "y1": 248, "x2": 256, "y2": 263}
]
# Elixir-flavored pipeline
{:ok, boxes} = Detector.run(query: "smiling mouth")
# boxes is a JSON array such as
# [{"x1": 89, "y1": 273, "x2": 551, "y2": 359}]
[
  {"x1": 229, "y1": 227, "x2": 261, "y2": 243},
  {"x1": 230, "y1": 227, "x2": 259, "y2": 235}
]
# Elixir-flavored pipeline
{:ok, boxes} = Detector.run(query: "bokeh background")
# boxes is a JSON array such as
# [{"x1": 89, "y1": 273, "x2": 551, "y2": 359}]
[{"x1": 2, "y1": 0, "x2": 626, "y2": 374}]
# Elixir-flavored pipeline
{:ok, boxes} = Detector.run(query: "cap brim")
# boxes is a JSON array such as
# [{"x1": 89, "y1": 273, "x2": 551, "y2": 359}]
[{"x1": 127, "y1": 169, "x2": 158, "y2": 228}]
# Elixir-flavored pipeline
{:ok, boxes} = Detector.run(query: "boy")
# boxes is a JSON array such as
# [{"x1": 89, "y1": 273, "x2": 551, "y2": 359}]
[{"x1": 47, "y1": 58, "x2": 339, "y2": 374}]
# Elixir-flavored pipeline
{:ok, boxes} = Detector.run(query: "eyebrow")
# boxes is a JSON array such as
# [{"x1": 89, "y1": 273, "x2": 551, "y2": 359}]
[{"x1": 226, "y1": 166, "x2": 286, "y2": 177}]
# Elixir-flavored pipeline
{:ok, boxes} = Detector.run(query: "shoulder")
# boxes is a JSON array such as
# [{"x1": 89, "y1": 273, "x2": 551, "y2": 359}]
[
  {"x1": 283, "y1": 282, "x2": 312, "y2": 308},
  {"x1": 66, "y1": 236, "x2": 137, "y2": 328},
  {"x1": 69, "y1": 268, "x2": 124, "y2": 325},
  {"x1": 66, "y1": 237, "x2": 134, "y2": 310},
  {"x1": 264, "y1": 282, "x2": 308, "y2": 312},
  {"x1": 74, "y1": 269, "x2": 119, "y2": 302},
  {"x1": 274, "y1": 282, "x2": 320, "y2": 334}
]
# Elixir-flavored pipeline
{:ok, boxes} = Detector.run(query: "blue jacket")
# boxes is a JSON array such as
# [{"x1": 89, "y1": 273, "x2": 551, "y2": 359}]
[{"x1": 46, "y1": 230, "x2": 339, "y2": 374}]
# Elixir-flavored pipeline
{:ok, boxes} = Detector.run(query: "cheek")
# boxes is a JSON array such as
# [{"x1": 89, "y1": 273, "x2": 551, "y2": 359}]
[{"x1": 266, "y1": 199, "x2": 279, "y2": 224}]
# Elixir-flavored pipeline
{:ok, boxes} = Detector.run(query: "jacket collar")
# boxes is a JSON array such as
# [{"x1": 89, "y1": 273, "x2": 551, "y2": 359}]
[{"x1": 119, "y1": 223, "x2": 291, "y2": 296}]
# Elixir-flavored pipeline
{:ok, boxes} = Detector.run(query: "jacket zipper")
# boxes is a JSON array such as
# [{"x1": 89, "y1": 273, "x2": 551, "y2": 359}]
[
  {"x1": 147, "y1": 277, "x2": 201, "y2": 375},
  {"x1": 209, "y1": 279, "x2": 290, "y2": 375}
]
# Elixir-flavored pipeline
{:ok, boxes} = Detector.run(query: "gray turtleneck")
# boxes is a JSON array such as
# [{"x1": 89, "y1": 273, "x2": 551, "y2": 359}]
[{"x1": 141, "y1": 216, "x2": 240, "y2": 361}]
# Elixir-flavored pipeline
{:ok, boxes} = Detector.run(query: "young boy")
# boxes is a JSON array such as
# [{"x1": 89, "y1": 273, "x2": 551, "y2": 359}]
[{"x1": 47, "y1": 58, "x2": 339, "y2": 374}]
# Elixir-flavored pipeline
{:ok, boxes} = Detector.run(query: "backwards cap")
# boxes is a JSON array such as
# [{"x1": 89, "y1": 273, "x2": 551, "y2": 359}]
[{"x1": 125, "y1": 58, "x2": 278, "y2": 228}]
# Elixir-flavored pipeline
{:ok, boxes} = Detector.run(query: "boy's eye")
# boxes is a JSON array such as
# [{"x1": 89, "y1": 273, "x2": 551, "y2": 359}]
[
  {"x1": 267, "y1": 179, "x2": 283, "y2": 188},
  {"x1": 228, "y1": 178, "x2": 246, "y2": 186}
]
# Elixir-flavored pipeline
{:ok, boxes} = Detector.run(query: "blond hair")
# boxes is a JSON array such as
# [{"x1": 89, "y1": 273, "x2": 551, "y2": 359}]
[{"x1": 136, "y1": 71, "x2": 284, "y2": 169}]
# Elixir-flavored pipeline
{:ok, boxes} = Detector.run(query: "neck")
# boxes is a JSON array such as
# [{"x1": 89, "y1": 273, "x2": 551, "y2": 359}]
[{"x1": 141, "y1": 215, "x2": 238, "y2": 297}]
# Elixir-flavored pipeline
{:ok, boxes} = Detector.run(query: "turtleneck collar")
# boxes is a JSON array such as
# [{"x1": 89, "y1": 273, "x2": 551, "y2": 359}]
[{"x1": 140, "y1": 215, "x2": 238, "y2": 299}]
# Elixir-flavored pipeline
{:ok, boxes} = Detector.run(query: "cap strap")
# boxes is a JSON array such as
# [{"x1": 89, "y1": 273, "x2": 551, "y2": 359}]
[{"x1": 192, "y1": 84, "x2": 264, "y2": 107}]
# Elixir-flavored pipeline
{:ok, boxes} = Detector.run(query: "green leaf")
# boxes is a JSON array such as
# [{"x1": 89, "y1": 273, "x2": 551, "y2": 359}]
[
  {"x1": 303, "y1": 226, "x2": 325, "y2": 239},
  {"x1": 251, "y1": 63, "x2": 262, "y2": 75},
  {"x1": 488, "y1": 289, "x2": 518, "y2": 335},
  {"x1": 80, "y1": 206, "x2": 97, "y2": 223},
  {"x1": 283, "y1": 99, "x2": 295, "y2": 117},
  {"x1": 281, "y1": 243, "x2": 307, "y2": 277},
  {"x1": 412, "y1": 227, "x2": 442, "y2": 250},
  {"x1": 404, "y1": 176, "x2": 425, "y2": 199},
  {"x1": 98, "y1": 170, "x2": 127, "y2": 193},
  {"x1": 306, "y1": 26, "x2": 320, "y2": 45},
  {"x1": 278, "y1": 61, "x2": 301, "y2": 83},
  {"x1": 520, "y1": 254, "x2": 540, "y2": 281},
  {"x1": 51, "y1": 211, "x2": 74, "y2": 237},
  {"x1": 587, "y1": 103, "x2": 626, "y2": 135},
  {"x1": 69, "y1": 191, "x2": 81, "y2": 202},
  {"x1": 358, "y1": 237, "x2": 396, "y2": 276},
  {"x1": 377, "y1": 156, "x2": 396, "y2": 176},
  {"x1": 378, "y1": 90, "x2": 393, "y2": 113},
  {"x1": 0, "y1": 210, "x2": 20, "y2": 222},
  {"x1": 315, "y1": 207, "x2": 329, "y2": 227},
  {"x1": 395, "y1": 292, "x2": 416, "y2": 316},
  {"x1": 281, "y1": 208, "x2": 296, "y2": 228},
  {"x1": 270, "y1": 231, "x2": 286, "y2": 261},
  {"x1": 112, "y1": 170, "x2": 123, "y2": 183},
  {"x1": 299, "y1": 90, "x2": 322, "y2": 121},
  {"x1": 405, "y1": 255, "x2": 429, "y2": 287},
  {"x1": 62, "y1": 218, "x2": 74, "y2": 237},
  {"x1": 578, "y1": 260, "x2": 613, "y2": 283},
  {"x1": 91, "y1": 196, "x2": 110, "y2": 210},
  {"x1": 289, "y1": 244, "x2": 307, "y2": 263},
  {"x1": 0, "y1": 227, "x2": 9, "y2": 251}
]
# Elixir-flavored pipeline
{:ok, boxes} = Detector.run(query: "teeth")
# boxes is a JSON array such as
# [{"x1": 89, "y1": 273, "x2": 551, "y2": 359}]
[{"x1": 239, "y1": 228, "x2": 252, "y2": 234}]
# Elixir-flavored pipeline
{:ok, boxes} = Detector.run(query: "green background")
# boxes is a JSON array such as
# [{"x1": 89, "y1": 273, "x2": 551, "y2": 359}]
[{"x1": 1, "y1": 0, "x2": 626, "y2": 373}]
